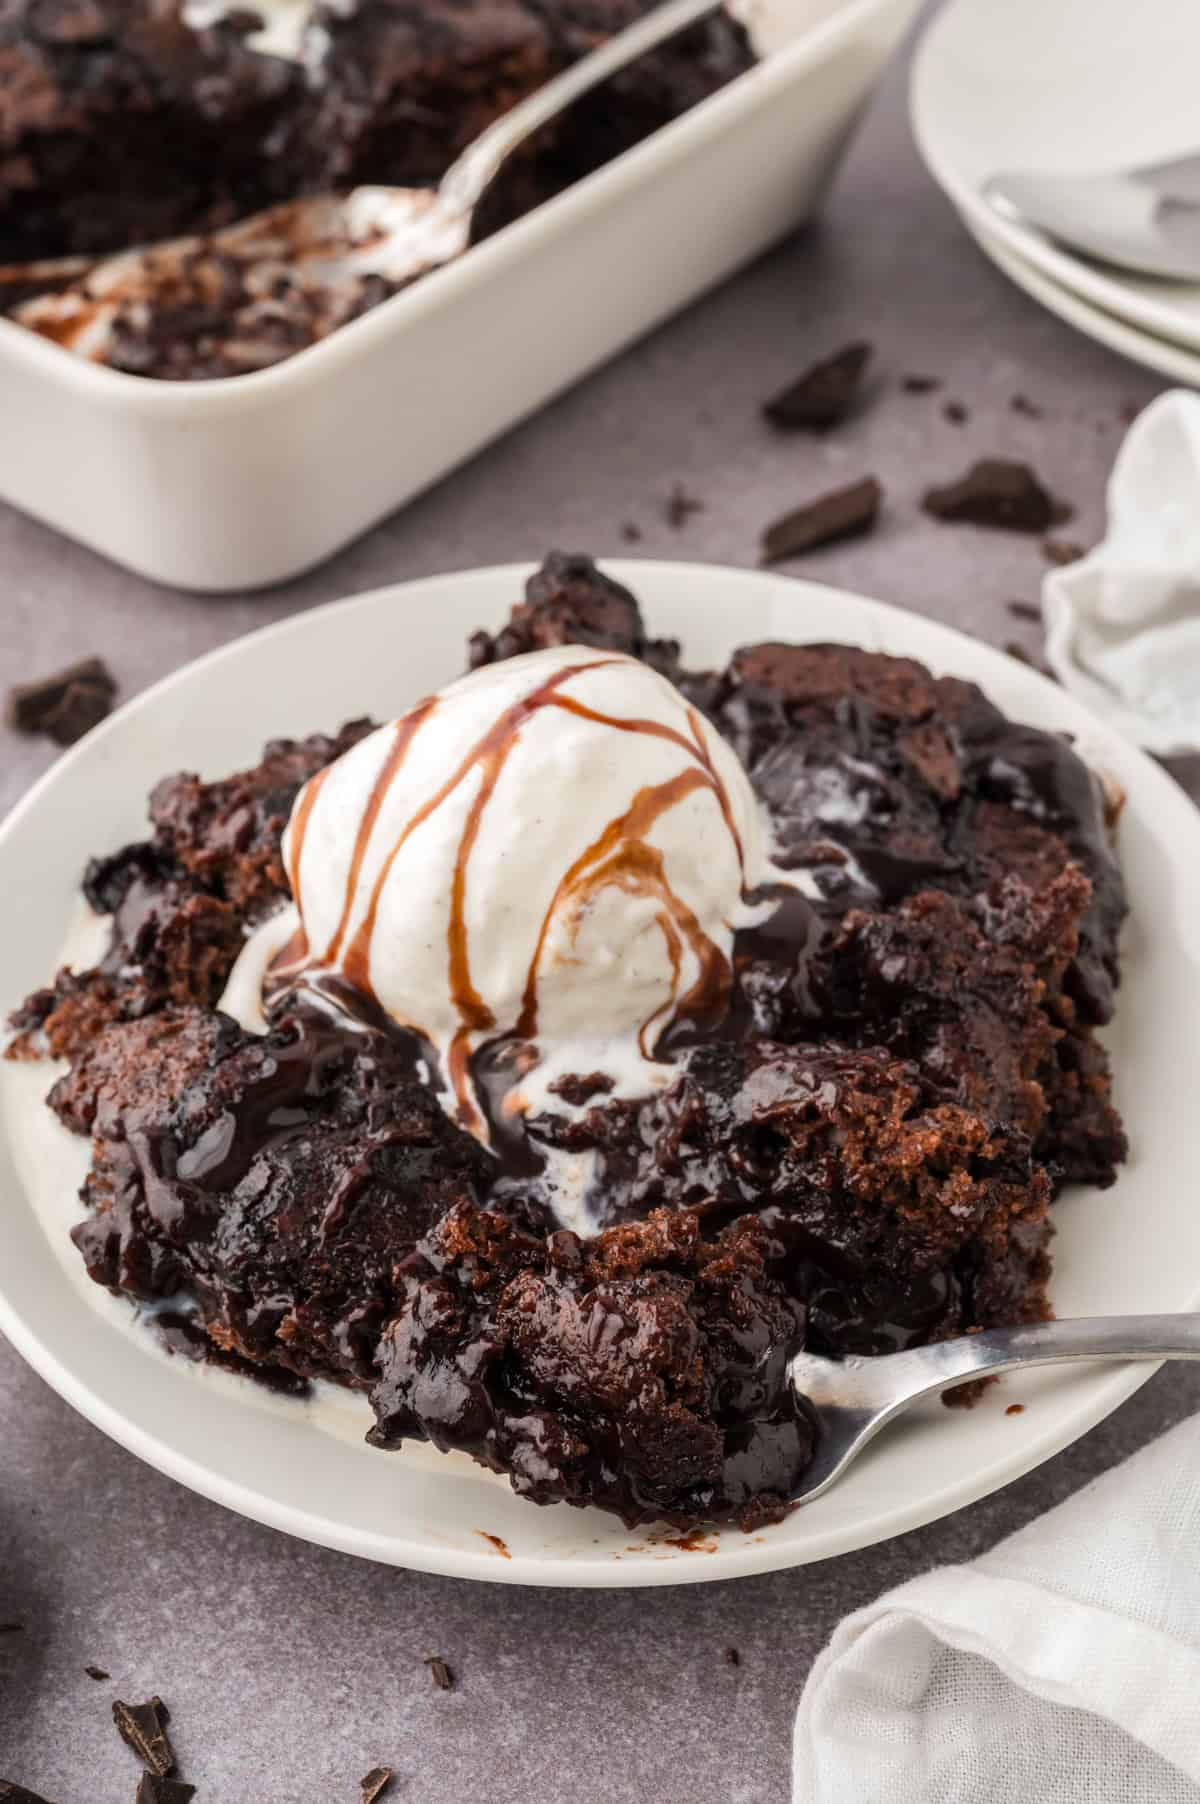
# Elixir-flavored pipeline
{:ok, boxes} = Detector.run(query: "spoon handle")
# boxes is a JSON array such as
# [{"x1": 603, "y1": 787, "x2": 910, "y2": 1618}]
[
  {"x1": 799, "y1": 1314, "x2": 1200, "y2": 1421},
  {"x1": 439, "y1": 0, "x2": 723, "y2": 217}
]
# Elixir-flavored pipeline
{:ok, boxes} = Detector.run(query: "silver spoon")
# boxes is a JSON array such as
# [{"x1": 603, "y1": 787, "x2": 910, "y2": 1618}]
[
  {"x1": 789, "y1": 1313, "x2": 1200, "y2": 1503},
  {"x1": 985, "y1": 154, "x2": 1200, "y2": 284},
  {"x1": 9, "y1": 0, "x2": 723, "y2": 368}
]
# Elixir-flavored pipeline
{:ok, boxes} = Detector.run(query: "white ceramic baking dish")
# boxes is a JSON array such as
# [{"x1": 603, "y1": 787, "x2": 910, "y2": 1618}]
[{"x1": 0, "y1": 0, "x2": 918, "y2": 591}]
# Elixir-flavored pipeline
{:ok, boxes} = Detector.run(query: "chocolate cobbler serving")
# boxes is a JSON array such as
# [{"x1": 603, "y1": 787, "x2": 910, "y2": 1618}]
[
  {"x1": 0, "y1": 0, "x2": 754, "y2": 375},
  {"x1": 6, "y1": 555, "x2": 1129, "y2": 1531}
]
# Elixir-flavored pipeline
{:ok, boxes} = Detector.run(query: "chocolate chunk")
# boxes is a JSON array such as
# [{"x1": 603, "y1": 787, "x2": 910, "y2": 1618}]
[
  {"x1": 760, "y1": 477, "x2": 881, "y2": 564},
  {"x1": 1011, "y1": 393, "x2": 1042, "y2": 418},
  {"x1": 1042, "y1": 538, "x2": 1083, "y2": 566},
  {"x1": 902, "y1": 373, "x2": 940, "y2": 393},
  {"x1": 113, "y1": 1697, "x2": 175, "y2": 1776},
  {"x1": 922, "y1": 459, "x2": 1060, "y2": 532},
  {"x1": 762, "y1": 341, "x2": 872, "y2": 430},
  {"x1": 549, "y1": 1071, "x2": 614, "y2": 1105},
  {"x1": 664, "y1": 483, "x2": 704, "y2": 528},
  {"x1": 135, "y1": 1780, "x2": 195, "y2": 1804},
  {"x1": 723, "y1": 1647, "x2": 741, "y2": 1666},
  {"x1": 943, "y1": 399, "x2": 968, "y2": 425},
  {"x1": 424, "y1": 1657, "x2": 454, "y2": 1692},
  {"x1": 85, "y1": 1664, "x2": 110, "y2": 1680},
  {"x1": 361, "y1": 1769, "x2": 394, "y2": 1804},
  {"x1": 7, "y1": 656, "x2": 116, "y2": 746},
  {"x1": 0, "y1": 1786, "x2": 57, "y2": 1803},
  {"x1": 620, "y1": 522, "x2": 642, "y2": 543},
  {"x1": 1006, "y1": 599, "x2": 1041, "y2": 622}
]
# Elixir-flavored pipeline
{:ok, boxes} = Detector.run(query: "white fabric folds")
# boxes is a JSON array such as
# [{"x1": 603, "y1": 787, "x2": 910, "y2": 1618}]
[
  {"x1": 795, "y1": 1415, "x2": 1200, "y2": 1802},
  {"x1": 1044, "y1": 390, "x2": 1200, "y2": 755}
]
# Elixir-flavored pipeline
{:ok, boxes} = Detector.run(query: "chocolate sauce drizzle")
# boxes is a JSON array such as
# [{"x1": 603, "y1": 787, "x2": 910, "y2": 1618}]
[{"x1": 269, "y1": 657, "x2": 771, "y2": 1136}]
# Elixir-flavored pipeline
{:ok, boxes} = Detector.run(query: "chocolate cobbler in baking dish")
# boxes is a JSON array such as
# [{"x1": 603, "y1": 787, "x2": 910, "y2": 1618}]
[{"x1": 6, "y1": 554, "x2": 1128, "y2": 1530}]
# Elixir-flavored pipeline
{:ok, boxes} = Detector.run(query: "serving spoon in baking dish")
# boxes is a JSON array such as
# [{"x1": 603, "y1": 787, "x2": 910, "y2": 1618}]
[
  {"x1": 789, "y1": 1314, "x2": 1200, "y2": 1503},
  {"x1": 7, "y1": 0, "x2": 725, "y2": 369}
]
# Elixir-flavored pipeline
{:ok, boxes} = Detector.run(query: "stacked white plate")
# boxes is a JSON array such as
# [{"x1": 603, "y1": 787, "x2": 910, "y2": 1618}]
[{"x1": 911, "y1": 0, "x2": 1200, "y2": 385}]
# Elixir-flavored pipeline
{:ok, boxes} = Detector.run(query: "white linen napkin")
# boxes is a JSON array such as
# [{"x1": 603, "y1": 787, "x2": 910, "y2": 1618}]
[
  {"x1": 1044, "y1": 390, "x2": 1200, "y2": 755},
  {"x1": 794, "y1": 1414, "x2": 1200, "y2": 1803}
]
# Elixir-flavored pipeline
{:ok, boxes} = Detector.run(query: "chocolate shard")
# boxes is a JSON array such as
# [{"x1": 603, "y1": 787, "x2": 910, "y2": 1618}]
[
  {"x1": 942, "y1": 399, "x2": 968, "y2": 425},
  {"x1": 922, "y1": 459, "x2": 1061, "y2": 533},
  {"x1": 1042, "y1": 538, "x2": 1084, "y2": 566},
  {"x1": 902, "y1": 373, "x2": 940, "y2": 393},
  {"x1": 760, "y1": 476, "x2": 881, "y2": 565},
  {"x1": 113, "y1": 1697, "x2": 175, "y2": 1777},
  {"x1": 0, "y1": 1786, "x2": 59, "y2": 1803},
  {"x1": 360, "y1": 1768, "x2": 394, "y2": 1804},
  {"x1": 7, "y1": 656, "x2": 116, "y2": 746},
  {"x1": 1011, "y1": 393, "x2": 1043, "y2": 418},
  {"x1": 135, "y1": 1779, "x2": 195, "y2": 1804},
  {"x1": 763, "y1": 341, "x2": 872, "y2": 430},
  {"x1": 0, "y1": 1624, "x2": 23, "y2": 1635},
  {"x1": 85, "y1": 1663, "x2": 111, "y2": 1681},
  {"x1": 723, "y1": 1647, "x2": 741, "y2": 1667},
  {"x1": 664, "y1": 482, "x2": 704, "y2": 528},
  {"x1": 1006, "y1": 599, "x2": 1041, "y2": 622},
  {"x1": 424, "y1": 1656, "x2": 454, "y2": 1692}
]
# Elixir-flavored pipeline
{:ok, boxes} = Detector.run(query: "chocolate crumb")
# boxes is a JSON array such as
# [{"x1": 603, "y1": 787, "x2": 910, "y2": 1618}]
[
  {"x1": 724, "y1": 1647, "x2": 741, "y2": 1667},
  {"x1": 1050, "y1": 497, "x2": 1076, "y2": 526},
  {"x1": 1042, "y1": 538, "x2": 1083, "y2": 566},
  {"x1": 7, "y1": 656, "x2": 116, "y2": 746},
  {"x1": 549, "y1": 1071, "x2": 614, "y2": 1105},
  {"x1": 1005, "y1": 641, "x2": 1036, "y2": 666},
  {"x1": 1006, "y1": 1403, "x2": 1025, "y2": 1416},
  {"x1": 0, "y1": 1786, "x2": 57, "y2": 1803},
  {"x1": 1006, "y1": 599, "x2": 1042, "y2": 622},
  {"x1": 1011, "y1": 394, "x2": 1042, "y2": 418},
  {"x1": 0, "y1": 1625, "x2": 23, "y2": 1635},
  {"x1": 763, "y1": 341, "x2": 872, "y2": 431},
  {"x1": 424, "y1": 1657, "x2": 455, "y2": 1692},
  {"x1": 902, "y1": 373, "x2": 940, "y2": 393},
  {"x1": 85, "y1": 1664, "x2": 110, "y2": 1681},
  {"x1": 112, "y1": 1698, "x2": 175, "y2": 1776},
  {"x1": 135, "y1": 1779, "x2": 195, "y2": 1804},
  {"x1": 1120, "y1": 400, "x2": 1141, "y2": 425},
  {"x1": 361, "y1": 1768, "x2": 394, "y2": 1804},
  {"x1": 620, "y1": 522, "x2": 642, "y2": 543},
  {"x1": 922, "y1": 459, "x2": 1061, "y2": 532},
  {"x1": 664, "y1": 483, "x2": 704, "y2": 528},
  {"x1": 760, "y1": 476, "x2": 881, "y2": 565},
  {"x1": 942, "y1": 399, "x2": 968, "y2": 425}
]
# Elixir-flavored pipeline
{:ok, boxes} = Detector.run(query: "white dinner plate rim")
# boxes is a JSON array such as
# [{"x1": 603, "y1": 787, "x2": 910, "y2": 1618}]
[
  {"x1": 959, "y1": 212, "x2": 1200, "y2": 386},
  {"x1": 1, "y1": 559, "x2": 1196, "y2": 1588}
]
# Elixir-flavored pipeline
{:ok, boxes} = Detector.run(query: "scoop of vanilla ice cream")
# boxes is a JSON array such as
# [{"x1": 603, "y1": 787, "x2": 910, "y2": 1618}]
[{"x1": 269, "y1": 645, "x2": 786, "y2": 1135}]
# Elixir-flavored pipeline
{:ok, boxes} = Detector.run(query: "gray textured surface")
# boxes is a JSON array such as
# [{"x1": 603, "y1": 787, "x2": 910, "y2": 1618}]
[{"x1": 2, "y1": 11, "x2": 1198, "y2": 1801}]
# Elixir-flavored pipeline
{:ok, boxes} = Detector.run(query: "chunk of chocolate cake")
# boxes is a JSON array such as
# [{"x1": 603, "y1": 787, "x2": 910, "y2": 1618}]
[{"x1": 0, "y1": 0, "x2": 307, "y2": 262}]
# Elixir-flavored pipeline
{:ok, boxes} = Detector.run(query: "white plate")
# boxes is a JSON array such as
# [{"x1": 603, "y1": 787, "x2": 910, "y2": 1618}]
[
  {"x1": 911, "y1": 0, "x2": 1200, "y2": 357},
  {"x1": 962, "y1": 212, "x2": 1200, "y2": 388},
  {"x1": 2, "y1": 561, "x2": 1199, "y2": 1588}
]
